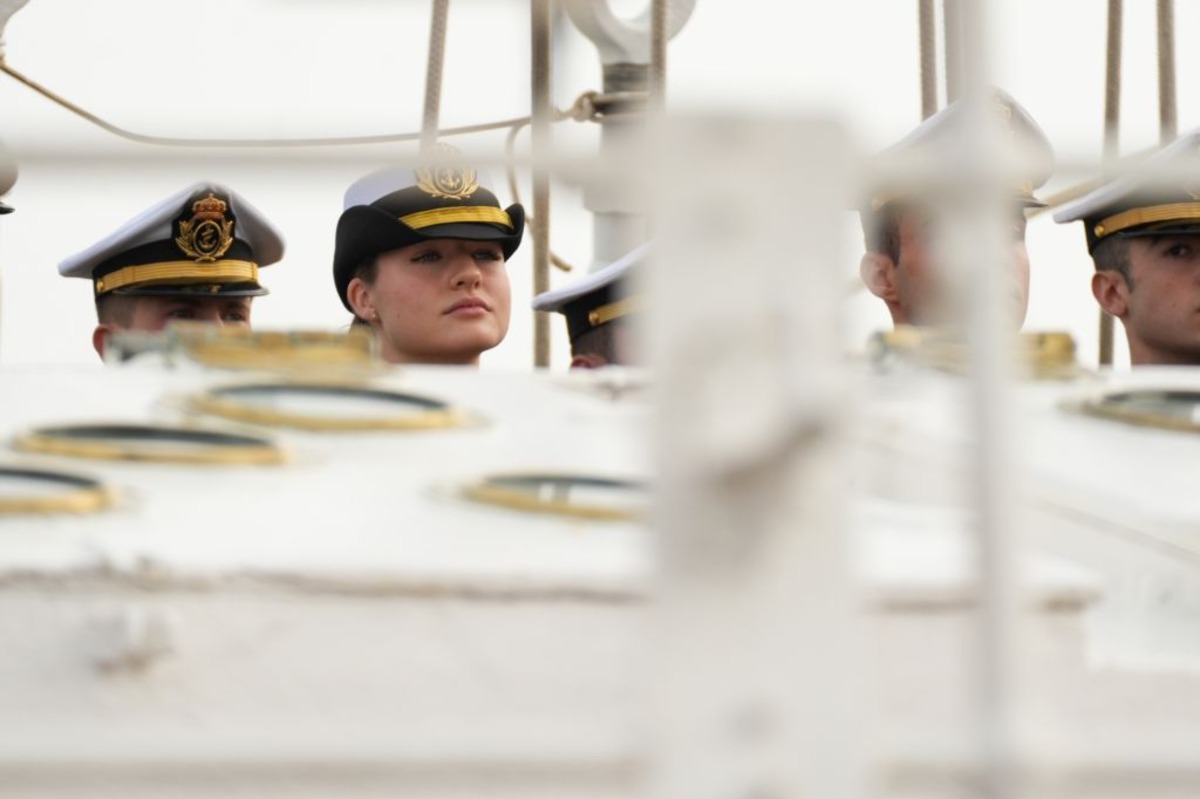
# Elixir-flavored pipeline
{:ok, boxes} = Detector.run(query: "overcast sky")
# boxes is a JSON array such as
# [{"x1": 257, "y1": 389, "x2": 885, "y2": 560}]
[{"x1": 0, "y1": 0, "x2": 1195, "y2": 368}]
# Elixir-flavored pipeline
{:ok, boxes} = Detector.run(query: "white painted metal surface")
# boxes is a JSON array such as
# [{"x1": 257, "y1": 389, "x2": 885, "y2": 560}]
[{"x1": 0, "y1": 353, "x2": 1199, "y2": 795}]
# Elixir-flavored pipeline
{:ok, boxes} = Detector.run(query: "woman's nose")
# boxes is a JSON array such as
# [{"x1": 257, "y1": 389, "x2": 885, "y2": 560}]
[{"x1": 451, "y1": 255, "x2": 482, "y2": 287}]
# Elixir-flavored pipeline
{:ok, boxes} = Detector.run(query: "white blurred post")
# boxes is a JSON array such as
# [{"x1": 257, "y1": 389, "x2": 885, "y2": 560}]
[
  {"x1": 647, "y1": 115, "x2": 862, "y2": 799},
  {"x1": 943, "y1": 0, "x2": 1023, "y2": 796}
]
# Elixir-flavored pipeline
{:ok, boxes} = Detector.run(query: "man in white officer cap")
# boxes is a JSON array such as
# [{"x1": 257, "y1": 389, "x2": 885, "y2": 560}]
[
  {"x1": 532, "y1": 242, "x2": 647, "y2": 369},
  {"x1": 59, "y1": 181, "x2": 285, "y2": 360},
  {"x1": 858, "y1": 88, "x2": 1054, "y2": 330},
  {"x1": 1055, "y1": 128, "x2": 1200, "y2": 366}
]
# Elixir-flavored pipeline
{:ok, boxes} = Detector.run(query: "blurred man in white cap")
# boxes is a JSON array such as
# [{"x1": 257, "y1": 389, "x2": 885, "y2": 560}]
[
  {"x1": 532, "y1": 243, "x2": 646, "y2": 369},
  {"x1": 1056, "y1": 129, "x2": 1200, "y2": 365},
  {"x1": 333, "y1": 145, "x2": 524, "y2": 366},
  {"x1": 858, "y1": 88, "x2": 1054, "y2": 329},
  {"x1": 59, "y1": 181, "x2": 285, "y2": 360}
]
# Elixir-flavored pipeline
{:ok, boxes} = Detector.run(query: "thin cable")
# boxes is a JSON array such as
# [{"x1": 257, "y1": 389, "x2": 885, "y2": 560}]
[
  {"x1": 421, "y1": 0, "x2": 451, "y2": 154},
  {"x1": 918, "y1": 0, "x2": 938, "y2": 119},
  {"x1": 1156, "y1": 0, "x2": 1177, "y2": 145},
  {"x1": 1099, "y1": 0, "x2": 1122, "y2": 367},
  {"x1": 1, "y1": 61, "x2": 534, "y2": 148},
  {"x1": 531, "y1": 0, "x2": 553, "y2": 368}
]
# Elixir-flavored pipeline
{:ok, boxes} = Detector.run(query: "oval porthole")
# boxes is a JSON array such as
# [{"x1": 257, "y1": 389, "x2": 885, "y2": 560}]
[
  {"x1": 13, "y1": 423, "x2": 284, "y2": 465},
  {"x1": 1075, "y1": 389, "x2": 1200, "y2": 433},
  {"x1": 0, "y1": 465, "x2": 113, "y2": 515},
  {"x1": 103, "y1": 323, "x2": 380, "y2": 374},
  {"x1": 187, "y1": 382, "x2": 467, "y2": 432},
  {"x1": 870, "y1": 328, "x2": 1079, "y2": 378},
  {"x1": 462, "y1": 473, "x2": 648, "y2": 521},
  {"x1": 183, "y1": 327, "x2": 380, "y2": 372}
]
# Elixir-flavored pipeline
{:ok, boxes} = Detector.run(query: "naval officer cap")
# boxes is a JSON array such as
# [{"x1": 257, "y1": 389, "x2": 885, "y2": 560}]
[
  {"x1": 532, "y1": 242, "x2": 648, "y2": 342},
  {"x1": 59, "y1": 181, "x2": 284, "y2": 297},
  {"x1": 1054, "y1": 127, "x2": 1200, "y2": 252},
  {"x1": 864, "y1": 87, "x2": 1054, "y2": 217},
  {"x1": 333, "y1": 145, "x2": 525, "y2": 312}
]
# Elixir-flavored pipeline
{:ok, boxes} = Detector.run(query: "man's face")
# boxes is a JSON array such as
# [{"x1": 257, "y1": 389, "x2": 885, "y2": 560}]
[
  {"x1": 888, "y1": 206, "x2": 1031, "y2": 328},
  {"x1": 123, "y1": 295, "x2": 253, "y2": 332},
  {"x1": 1115, "y1": 235, "x2": 1200, "y2": 365}
]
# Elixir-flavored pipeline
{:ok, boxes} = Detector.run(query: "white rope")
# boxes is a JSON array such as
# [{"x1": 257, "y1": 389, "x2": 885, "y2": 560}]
[
  {"x1": 1099, "y1": 0, "x2": 1123, "y2": 366},
  {"x1": 1156, "y1": 0, "x2": 1176, "y2": 145},
  {"x1": 531, "y1": 0, "x2": 553, "y2": 368},
  {"x1": 918, "y1": 0, "x2": 938, "y2": 119},
  {"x1": 421, "y1": 0, "x2": 452, "y2": 155}
]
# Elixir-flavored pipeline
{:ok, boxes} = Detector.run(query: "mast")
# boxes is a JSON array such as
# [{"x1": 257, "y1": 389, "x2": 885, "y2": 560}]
[{"x1": 561, "y1": 0, "x2": 695, "y2": 272}]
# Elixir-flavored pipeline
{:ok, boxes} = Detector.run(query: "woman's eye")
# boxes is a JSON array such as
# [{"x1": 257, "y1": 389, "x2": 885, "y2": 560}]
[
  {"x1": 412, "y1": 251, "x2": 441, "y2": 263},
  {"x1": 474, "y1": 249, "x2": 502, "y2": 262},
  {"x1": 167, "y1": 308, "x2": 195, "y2": 320},
  {"x1": 223, "y1": 310, "x2": 249, "y2": 323},
  {"x1": 1166, "y1": 243, "x2": 1192, "y2": 258}
]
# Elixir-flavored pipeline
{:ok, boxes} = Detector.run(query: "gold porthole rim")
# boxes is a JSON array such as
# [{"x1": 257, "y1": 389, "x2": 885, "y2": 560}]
[
  {"x1": 461, "y1": 471, "x2": 649, "y2": 522},
  {"x1": 184, "y1": 329, "x2": 383, "y2": 373},
  {"x1": 12, "y1": 423, "x2": 285, "y2": 466},
  {"x1": 1072, "y1": 388, "x2": 1200, "y2": 434},
  {"x1": 0, "y1": 464, "x2": 114, "y2": 515},
  {"x1": 186, "y1": 381, "x2": 468, "y2": 432}
]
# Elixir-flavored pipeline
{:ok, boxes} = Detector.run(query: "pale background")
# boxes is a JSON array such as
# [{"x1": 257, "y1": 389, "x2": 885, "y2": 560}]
[{"x1": 0, "y1": 0, "x2": 1196, "y2": 369}]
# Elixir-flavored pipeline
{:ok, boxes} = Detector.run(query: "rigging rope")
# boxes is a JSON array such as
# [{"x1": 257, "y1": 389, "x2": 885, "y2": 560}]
[
  {"x1": 0, "y1": 61, "x2": 542, "y2": 147},
  {"x1": 918, "y1": 0, "x2": 937, "y2": 119},
  {"x1": 421, "y1": 0, "x2": 451, "y2": 154},
  {"x1": 1156, "y1": 0, "x2": 1176, "y2": 145},
  {"x1": 531, "y1": 0, "x2": 553, "y2": 368},
  {"x1": 1098, "y1": 0, "x2": 1122, "y2": 367},
  {"x1": 504, "y1": 121, "x2": 572, "y2": 274}
]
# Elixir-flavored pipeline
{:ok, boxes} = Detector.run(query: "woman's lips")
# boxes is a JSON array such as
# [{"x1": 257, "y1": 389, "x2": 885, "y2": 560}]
[{"x1": 444, "y1": 297, "x2": 491, "y2": 315}]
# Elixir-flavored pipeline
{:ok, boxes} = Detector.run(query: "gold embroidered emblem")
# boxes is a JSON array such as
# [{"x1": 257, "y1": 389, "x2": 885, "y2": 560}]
[
  {"x1": 175, "y1": 193, "x2": 235, "y2": 262},
  {"x1": 416, "y1": 144, "x2": 479, "y2": 200}
]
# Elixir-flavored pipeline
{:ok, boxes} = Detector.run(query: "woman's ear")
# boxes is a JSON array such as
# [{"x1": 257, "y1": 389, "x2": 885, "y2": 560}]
[
  {"x1": 860, "y1": 251, "x2": 898, "y2": 302},
  {"x1": 1092, "y1": 270, "x2": 1129, "y2": 318},
  {"x1": 346, "y1": 276, "x2": 377, "y2": 322}
]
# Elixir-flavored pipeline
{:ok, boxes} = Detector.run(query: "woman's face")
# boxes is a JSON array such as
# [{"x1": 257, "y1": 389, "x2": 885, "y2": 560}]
[{"x1": 352, "y1": 238, "x2": 511, "y2": 365}]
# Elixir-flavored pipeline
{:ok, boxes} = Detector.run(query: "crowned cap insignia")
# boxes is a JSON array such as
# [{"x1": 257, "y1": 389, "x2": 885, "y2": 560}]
[
  {"x1": 416, "y1": 144, "x2": 479, "y2": 201},
  {"x1": 175, "y1": 192, "x2": 235, "y2": 262}
]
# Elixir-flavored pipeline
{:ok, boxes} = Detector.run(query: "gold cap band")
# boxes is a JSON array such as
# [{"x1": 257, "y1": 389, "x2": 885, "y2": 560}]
[
  {"x1": 587, "y1": 296, "x2": 640, "y2": 328},
  {"x1": 1092, "y1": 202, "x2": 1200, "y2": 240},
  {"x1": 399, "y1": 206, "x2": 513, "y2": 231},
  {"x1": 95, "y1": 260, "x2": 259, "y2": 295}
]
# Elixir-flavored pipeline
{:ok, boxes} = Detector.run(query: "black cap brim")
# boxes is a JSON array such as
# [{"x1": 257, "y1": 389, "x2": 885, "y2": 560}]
[
  {"x1": 110, "y1": 282, "x2": 269, "y2": 299},
  {"x1": 1087, "y1": 220, "x2": 1200, "y2": 252},
  {"x1": 333, "y1": 203, "x2": 525, "y2": 312}
]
